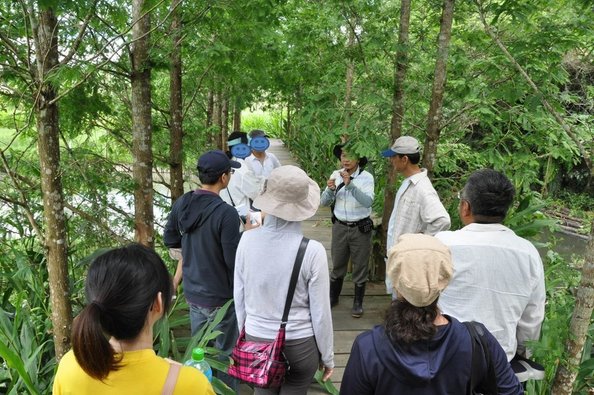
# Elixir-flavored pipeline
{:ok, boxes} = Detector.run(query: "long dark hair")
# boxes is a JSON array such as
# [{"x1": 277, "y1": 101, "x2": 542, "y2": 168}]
[
  {"x1": 71, "y1": 244, "x2": 173, "y2": 380},
  {"x1": 384, "y1": 298, "x2": 439, "y2": 344}
]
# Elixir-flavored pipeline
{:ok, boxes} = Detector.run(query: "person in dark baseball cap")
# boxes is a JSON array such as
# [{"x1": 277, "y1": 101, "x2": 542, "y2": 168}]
[
  {"x1": 197, "y1": 150, "x2": 241, "y2": 176},
  {"x1": 164, "y1": 149, "x2": 243, "y2": 392}
]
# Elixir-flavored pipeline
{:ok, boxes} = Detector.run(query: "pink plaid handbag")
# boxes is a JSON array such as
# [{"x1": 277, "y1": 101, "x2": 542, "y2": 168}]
[{"x1": 228, "y1": 238, "x2": 309, "y2": 388}]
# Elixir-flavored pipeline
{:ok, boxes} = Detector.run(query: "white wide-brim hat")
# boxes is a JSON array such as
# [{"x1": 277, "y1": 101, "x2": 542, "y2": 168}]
[{"x1": 253, "y1": 165, "x2": 320, "y2": 222}]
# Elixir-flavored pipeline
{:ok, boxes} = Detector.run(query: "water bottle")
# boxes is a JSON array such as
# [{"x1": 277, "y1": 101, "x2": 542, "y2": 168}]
[{"x1": 184, "y1": 347, "x2": 213, "y2": 382}]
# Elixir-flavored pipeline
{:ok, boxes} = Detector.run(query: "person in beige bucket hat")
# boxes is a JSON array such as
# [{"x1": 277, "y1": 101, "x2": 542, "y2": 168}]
[
  {"x1": 340, "y1": 233, "x2": 522, "y2": 395},
  {"x1": 234, "y1": 165, "x2": 335, "y2": 392},
  {"x1": 387, "y1": 233, "x2": 453, "y2": 307}
]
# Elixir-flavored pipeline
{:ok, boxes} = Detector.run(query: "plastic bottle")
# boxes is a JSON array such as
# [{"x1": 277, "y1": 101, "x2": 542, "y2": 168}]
[{"x1": 184, "y1": 347, "x2": 213, "y2": 382}]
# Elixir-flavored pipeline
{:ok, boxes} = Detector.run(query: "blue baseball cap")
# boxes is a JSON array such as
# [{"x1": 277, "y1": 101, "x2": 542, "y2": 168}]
[
  {"x1": 197, "y1": 150, "x2": 240, "y2": 174},
  {"x1": 381, "y1": 136, "x2": 421, "y2": 157}
]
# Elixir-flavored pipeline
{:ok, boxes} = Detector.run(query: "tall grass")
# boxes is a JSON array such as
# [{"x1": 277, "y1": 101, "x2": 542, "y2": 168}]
[{"x1": 241, "y1": 109, "x2": 283, "y2": 137}]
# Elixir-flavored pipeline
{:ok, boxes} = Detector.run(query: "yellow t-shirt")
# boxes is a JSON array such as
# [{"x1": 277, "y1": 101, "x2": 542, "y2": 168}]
[{"x1": 52, "y1": 349, "x2": 215, "y2": 395}]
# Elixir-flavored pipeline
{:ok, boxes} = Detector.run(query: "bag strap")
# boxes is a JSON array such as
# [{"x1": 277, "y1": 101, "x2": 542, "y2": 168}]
[
  {"x1": 226, "y1": 188, "x2": 236, "y2": 207},
  {"x1": 280, "y1": 237, "x2": 309, "y2": 328},
  {"x1": 161, "y1": 362, "x2": 182, "y2": 395},
  {"x1": 464, "y1": 321, "x2": 498, "y2": 395}
]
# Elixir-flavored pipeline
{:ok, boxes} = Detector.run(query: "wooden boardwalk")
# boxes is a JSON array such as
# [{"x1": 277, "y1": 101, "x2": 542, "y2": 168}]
[{"x1": 244, "y1": 139, "x2": 392, "y2": 394}]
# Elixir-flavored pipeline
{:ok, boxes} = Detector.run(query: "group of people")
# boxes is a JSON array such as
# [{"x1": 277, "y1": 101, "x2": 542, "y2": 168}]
[
  {"x1": 324, "y1": 136, "x2": 544, "y2": 394},
  {"x1": 52, "y1": 132, "x2": 545, "y2": 395}
]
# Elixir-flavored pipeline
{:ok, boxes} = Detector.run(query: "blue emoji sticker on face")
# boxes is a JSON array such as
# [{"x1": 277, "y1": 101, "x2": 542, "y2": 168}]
[
  {"x1": 231, "y1": 143, "x2": 251, "y2": 159},
  {"x1": 250, "y1": 136, "x2": 270, "y2": 152}
]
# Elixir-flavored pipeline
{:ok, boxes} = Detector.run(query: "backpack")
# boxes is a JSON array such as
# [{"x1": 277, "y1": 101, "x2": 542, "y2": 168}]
[{"x1": 464, "y1": 321, "x2": 498, "y2": 395}]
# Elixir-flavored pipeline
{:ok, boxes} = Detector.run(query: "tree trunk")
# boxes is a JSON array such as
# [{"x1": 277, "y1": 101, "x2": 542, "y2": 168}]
[
  {"x1": 206, "y1": 90, "x2": 214, "y2": 128},
  {"x1": 232, "y1": 98, "x2": 241, "y2": 132},
  {"x1": 221, "y1": 96, "x2": 229, "y2": 149},
  {"x1": 168, "y1": 0, "x2": 184, "y2": 203},
  {"x1": 342, "y1": 20, "x2": 356, "y2": 142},
  {"x1": 131, "y1": 0, "x2": 154, "y2": 247},
  {"x1": 379, "y1": 0, "x2": 412, "y2": 275},
  {"x1": 33, "y1": 6, "x2": 72, "y2": 360},
  {"x1": 551, "y1": 221, "x2": 594, "y2": 394},
  {"x1": 212, "y1": 91, "x2": 222, "y2": 150},
  {"x1": 422, "y1": 0, "x2": 455, "y2": 177}
]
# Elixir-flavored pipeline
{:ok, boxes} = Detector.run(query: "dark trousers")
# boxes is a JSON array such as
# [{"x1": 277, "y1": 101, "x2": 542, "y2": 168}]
[{"x1": 330, "y1": 222, "x2": 371, "y2": 286}]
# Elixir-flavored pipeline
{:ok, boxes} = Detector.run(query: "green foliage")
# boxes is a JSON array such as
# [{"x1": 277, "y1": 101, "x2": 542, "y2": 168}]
[
  {"x1": 505, "y1": 193, "x2": 558, "y2": 240},
  {"x1": 314, "y1": 370, "x2": 340, "y2": 395},
  {"x1": 0, "y1": 242, "x2": 55, "y2": 394},
  {"x1": 242, "y1": 109, "x2": 284, "y2": 137},
  {"x1": 524, "y1": 250, "x2": 589, "y2": 394}
]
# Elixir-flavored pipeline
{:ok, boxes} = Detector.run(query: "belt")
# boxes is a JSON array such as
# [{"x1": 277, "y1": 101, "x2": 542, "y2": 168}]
[{"x1": 336, "y1": 218, "x2": 361, "y2": 227}]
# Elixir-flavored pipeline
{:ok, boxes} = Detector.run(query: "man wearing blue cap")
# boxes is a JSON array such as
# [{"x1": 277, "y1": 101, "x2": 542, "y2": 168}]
[
  {"x1": 163, "y1": 150, "x2": 241, "y2": 389},
  {"x1": 381, "y1": 136, "x2": 450, "y2": 292}
]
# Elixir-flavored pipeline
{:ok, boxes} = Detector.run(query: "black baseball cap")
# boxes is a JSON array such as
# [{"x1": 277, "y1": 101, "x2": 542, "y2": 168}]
[{"x1": 197, "y1": 150, "x2": 241, "y2": 174}]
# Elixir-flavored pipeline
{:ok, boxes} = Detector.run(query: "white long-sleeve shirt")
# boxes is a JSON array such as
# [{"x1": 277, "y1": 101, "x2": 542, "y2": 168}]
[
  {"x1": 436, "y1": 223, "x2": 546, "y2": 361},
  {"x1": 234, "y1": 215, "x2": 335, "y2": 368},
  {"x1": 386, "y1": 169, "x2": 450, "y2": 253}
]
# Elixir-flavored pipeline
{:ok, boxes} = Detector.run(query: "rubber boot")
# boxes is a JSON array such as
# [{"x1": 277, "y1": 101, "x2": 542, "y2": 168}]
[
  {"x1": 351, "y1": 283, "x2": 366, "y2": 318},
  {"x1": 330, "y1": 278, "x2": 344, "y2": 308}
]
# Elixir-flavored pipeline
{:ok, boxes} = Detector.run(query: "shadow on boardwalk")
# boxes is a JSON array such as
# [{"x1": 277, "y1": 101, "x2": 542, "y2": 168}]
[{"x1": 240, "y1": 139, "x2": 391, "y2": 394}]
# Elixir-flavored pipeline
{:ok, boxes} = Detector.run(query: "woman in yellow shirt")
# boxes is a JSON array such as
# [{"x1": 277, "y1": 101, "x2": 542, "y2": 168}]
[{"x1": 53, "y1": 244, "x2": 214, "y2": 395}]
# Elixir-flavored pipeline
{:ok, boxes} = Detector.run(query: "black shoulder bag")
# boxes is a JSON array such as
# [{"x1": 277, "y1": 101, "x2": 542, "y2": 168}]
[{"x1": 464, "y1": 321, "x2": 498, "y2": 395}]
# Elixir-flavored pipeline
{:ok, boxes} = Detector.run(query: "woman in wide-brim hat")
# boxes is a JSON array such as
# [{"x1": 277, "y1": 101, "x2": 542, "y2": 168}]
[{"x1": 233, "y1": 165, "x2": 334, "y2": 394}]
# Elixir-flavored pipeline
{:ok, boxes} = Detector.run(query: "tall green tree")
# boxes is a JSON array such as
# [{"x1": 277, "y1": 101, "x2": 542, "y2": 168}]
[
  {"x1": 422, "y1": 0, "x2": 455, "y2": 176},
  {"x1": 381, "y1": 0, "x2": 412, "y2": 259},
  {"x1": 168, "y1": 0, "x2": 184, "y2": 202},
  {"x1": 131, "y1": 0, "x2": 154, "y2": 247},
  {"x1": 552, "y1": 221, "x2": 594, "y2": 393},
  {"x1": 31, "y1": 2, "x2": 73, "y2": 360}
]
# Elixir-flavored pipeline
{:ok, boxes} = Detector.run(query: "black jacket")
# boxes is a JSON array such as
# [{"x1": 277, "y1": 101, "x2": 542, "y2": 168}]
[{"x1": 163, "y1": 189, "x2": 240, "y2": 307}]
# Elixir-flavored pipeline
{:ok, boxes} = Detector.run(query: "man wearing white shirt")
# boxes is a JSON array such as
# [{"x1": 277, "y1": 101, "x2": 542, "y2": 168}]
[
  {"x1": 436, "y1": 169, "x2": 545, "y2": 368},
  {"x1": 381, "y1": 136, "x2": 450, "y2": 293},
  {"x1": 245, "y1": 129, "x2": 281, "y2": 178}
]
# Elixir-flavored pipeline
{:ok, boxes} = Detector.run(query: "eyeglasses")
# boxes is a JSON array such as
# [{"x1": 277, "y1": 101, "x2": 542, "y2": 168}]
[{"x1": 229, "y1": 168, "x2": 235, "y2": 174}]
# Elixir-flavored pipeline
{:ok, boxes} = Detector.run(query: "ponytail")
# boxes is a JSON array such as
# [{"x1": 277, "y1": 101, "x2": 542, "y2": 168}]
[
  {"x1": 71, "y1": 243, "x2": 172, "y2": 380},
  {"x1": 71, "y1": 302, "x2": 120, "y2": 380}
]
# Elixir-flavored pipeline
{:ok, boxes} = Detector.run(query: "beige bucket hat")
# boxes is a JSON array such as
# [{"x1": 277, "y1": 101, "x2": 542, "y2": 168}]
[
  {"x1": 253, "y1": 165, "x2": 320, "y2": 222},
  {"x1": 387, "y1": 234, "x2": 453, "y2": 307}
]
